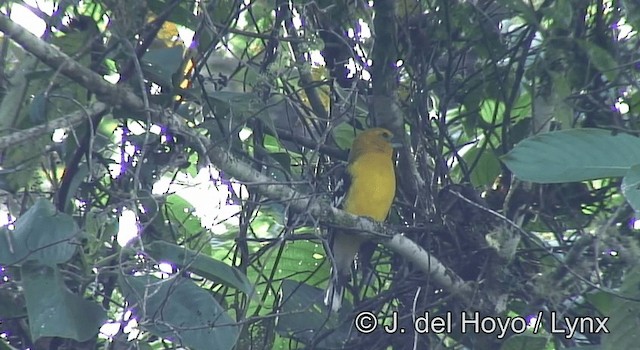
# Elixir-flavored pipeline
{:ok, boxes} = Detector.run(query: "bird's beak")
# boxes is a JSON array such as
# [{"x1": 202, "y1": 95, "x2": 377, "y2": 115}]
[{"x1": 391, "y1": 142, "x2": 403, "y2": 149}]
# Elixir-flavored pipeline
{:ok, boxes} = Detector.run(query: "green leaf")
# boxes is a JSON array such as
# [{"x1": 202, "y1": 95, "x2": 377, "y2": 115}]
[
  {"x1": 479, "y1": 99, "x2": 505, "y2": 125},
  {"x1": 623, "y1": 0, "x2": 640, "y2": 29},
  {"x1": 148, "y1": 0, "x2": 198, "y2": 28},
  {"x1": 84, "y1": 210, "x2": 118, "y2": 241},
  {"x1": 28, "y1": 92, "x2": 48, "y2": 124},
  {"x1": 0, "y1": 339, "x2": 19, "y2": 350},
  {"x1": 142, "y1": 46, "x2": 185, "y2": 87},
  {"x1": 144, "y1": 241, "x2": 254, "y2": 296},
  {"x1": 268, "y1": 152, "x2": 292, "y2": 171},
  {"x1": 60, "y1": 162, "x2": 90, "y2": 213},
  {"x1": 164, "y1": 194, "x2": 205, "y2": 246},
  {"x1": 622, "y1": 165, "x2": 640, "y2": 213},
  {"x1": 464, "y1": 146, "x2": 501, "y2": 187},
  {"x1": 205, "y1": 91, "x2": 264, "y2": 127},
  {"x1": 0, "y1": 199, "x2": 79, "y2": 265},
  {"x1": 578, "y1": 40, "x2": 619, "y2": 82},
  {"x1": 511, "y1": 92, "x2": 532, "y2": 121},
  {"x1": 332, "y1": 124, "x2": 363, "y2": 150},
  {"x1": 502, "y1": 129, "x2": 640, "y2": 183},
  {"x1": 540, "y1": 72, "x2": 573, "y2": 129},
  {"x1": 22, "y1": 262, "x2": 106, "y2": 342},
  {"x1": 593, "y1": 266, "x2": 640, "y2": 350},
  {"x1": 545, "y1": 0, "x2": 572, "y2": 30},
  {"x1": 0, "y1": 280, "x2": 26, "y2": 319},
  {"x1": 497, "y1": 0, "x2": 538, "y2": 26},
  {"x1": 275, "y1": 279, "x2": 350, "y2": 347},
  {"x1": 261, "y1": 240, "x2": 327, "y2": 286},
  {"x1": 119, "y1": 274, "x2": 239, "y2": 350},
  {"x1": 258, "y1": 148, "x2": 292, "y2": 182},
  {"x1": 500, "y1": 332, "x2": 549, "y2": 350}
]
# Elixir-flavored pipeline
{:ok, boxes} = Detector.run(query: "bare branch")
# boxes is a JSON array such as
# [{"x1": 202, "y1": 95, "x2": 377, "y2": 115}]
[
  {"x1": 0, "y1": 14, "x2": 144, "y2": 110},
  {"x1": 0, "y1": 102, "x2": 108, "y2": 151}
]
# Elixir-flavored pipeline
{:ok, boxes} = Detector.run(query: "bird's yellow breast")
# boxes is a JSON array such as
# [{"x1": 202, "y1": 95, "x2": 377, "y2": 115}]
[{"x1": 343, "y1": 152, "x2": 396, "y2": 221}]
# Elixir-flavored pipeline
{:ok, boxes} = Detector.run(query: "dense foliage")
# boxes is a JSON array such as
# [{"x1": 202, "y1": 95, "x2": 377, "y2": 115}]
[{"x1": 1, "y1": 0, "x2": 640, "y2": 349}]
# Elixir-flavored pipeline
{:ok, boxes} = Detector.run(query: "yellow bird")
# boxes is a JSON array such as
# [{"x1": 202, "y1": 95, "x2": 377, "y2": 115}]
[{"x1": 324, "y1": 128, "x2": 397, "y2": 311}]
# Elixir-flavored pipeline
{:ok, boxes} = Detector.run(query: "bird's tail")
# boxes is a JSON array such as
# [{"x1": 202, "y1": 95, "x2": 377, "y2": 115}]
[
  {"x1": 324, "y1": 273, "x2": 344, "y2": 312},
  {"x1": 324, "y1": 234, "x2": 362, "y2": 312}
]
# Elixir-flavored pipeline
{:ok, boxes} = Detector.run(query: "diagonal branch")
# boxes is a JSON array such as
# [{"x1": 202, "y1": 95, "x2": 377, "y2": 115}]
[
  {"x1": 0, "y1": 102, "x2": 108, "y2": 151},
  {"x1": 0, "y1": 14, "x2": 144, "y2": 110}
]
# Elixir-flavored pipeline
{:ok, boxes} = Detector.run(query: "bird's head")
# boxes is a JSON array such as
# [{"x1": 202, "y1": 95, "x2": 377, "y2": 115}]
[{"x1": 349, "y1": 128, "x2": 396, "y2": 161}]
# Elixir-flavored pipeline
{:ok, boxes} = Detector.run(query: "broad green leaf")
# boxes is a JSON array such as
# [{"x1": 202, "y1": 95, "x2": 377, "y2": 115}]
[
  {"x1": 623, "y1": 0, "x2": 640, "y2": 29},
  {"x1": 545, "y1": 0, "x2": 572, "y2": 30},
  {"x1": 592, "y1": 266, "x2": 640, "y2": 350},
  {"x1": 275, "y1": 279, "x2": 350, "y2": 348},
  {"x1": 332, "y1": 124, "x2": 369, "y2": 150},
  {"x1": 28, "y1": 92, "x2": 48, "y2": 124},
  {"x1": 511, "y1": 92, "x2": 532, "y2": 121},
  {"x1": 204, "y1": 91, "x2": 265, "y2": 128},
  {"x1": 0, "y1": 339, "x2": 18, "y2": 350},
  {"x1": 578, "y1": 40, "x2": 618, "y2": 82},
  {"x1": 119, "y1": 275, "x2": 239, "y2": 350},
  {"x1": 164, "y1": 194, "x2": 206, "y2": 249},
  {"x1": 500, "y1": 333, "x2": 549, "y2": 350},
  {"x1": 464, "y1": 146, "x2": 501, "y2": 187},
  {"x1": 22, "y1": 263, "x2": 106, "y2": 342},
  {"x1": 84, "y1": 210, "x2": 118, "y2": 244},
  {"x1": 541, "y1": 72, "x2": 573, "y2": 129},
  {"x1": 148, "y1": 0, "x2": 199, "y2": 27},
  {"x1": 60, "y1": 162, "x2": 89, "y2": 213},
  {"x1": 144, "y1": 241, "x2": 254, "y2": 296},
  {"x1": 479, "y1": 99, "x2": 505, "y2": 125},
  {"x1": 622, "y1": 165, "x2": 640, "y2": 213},
  {"x1": 142, "y1": 46, "x2": 185, "y2": 87},
  {"x1": 257, "y1": 148, "x2": 292, "y2": 182},
  {"x1": 0, "y1": 199, "x2": 79, "y2": 265},
  {"x1": 502, "y1": 129, "x2": 640, "y2": 183},
  {"x1": 497, "y1": 0, "x2": 538, "y2": 25},
  {"x1": 332, "y1": 124, "x2": 357, "y2": 150},
  {"x1": 260, "y1": 239, "x2": 327, "y2": 287},
  {"x1": 0, "y1": 279, "x2": 26, "y2": 319}
]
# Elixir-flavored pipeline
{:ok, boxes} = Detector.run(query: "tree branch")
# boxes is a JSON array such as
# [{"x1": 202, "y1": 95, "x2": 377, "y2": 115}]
[
  {"x1": 371, "y1": 0, "x2": 424, "y2": 198},
  {"x1": 0, "y1": 102, "x2": 108, "y2": 151},
  {"x1": 0, "y1": 14, "x2": 144, "y2": 110}
]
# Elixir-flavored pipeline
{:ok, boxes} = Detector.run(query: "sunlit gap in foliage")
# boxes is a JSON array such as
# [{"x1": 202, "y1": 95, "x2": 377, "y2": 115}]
[
  {"x1": 615, "y1": 99, "x2": 630, "y2": 114},
  {"x1": 112, "y1": 123, "x2": 246, "y2": 245},
  {"x1": 0, "y1": 211, "x2": 16, "y2": 229},
  {"x1": 631, "y1": 217, "x2": 640, "y2": 231},
  {"x1": 116, "y1": 208, "x2": 139, "y2": 246},
  {"x1": 0, "y1": 266, "x2": 8, "y2": 283},
  {"x1": 6, "y1": 0, "x2": 53, "y2": 36},
  {"x1": 613, "y1": 17, "x2": 636, "y2": 40},
  {"x1": 344, "y1": 18, "x2": 372, "y2": 81},
  {"x1": 289, "y1": 7, "x2": 323, "y2": 66},
  {"x1": 0, "y1": 332, "x2": 11, "y2": 345},
  {"x1": 151, "y1": 166, "x2": 245, "y2": 234},
  {"x1": 157, "y1": 262, "x2": 174, "y2": 278},
  {"x1": 99, "y1": 309, "x2": 139, "y2": 340},
  {"x1": 109, "y1": 122, "x2": 166, "y2": 179}
]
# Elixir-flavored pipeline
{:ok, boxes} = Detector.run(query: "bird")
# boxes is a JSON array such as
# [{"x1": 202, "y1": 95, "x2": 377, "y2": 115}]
[{"x1": 324, "y1": 127, "x2": 397, "y2": 312}]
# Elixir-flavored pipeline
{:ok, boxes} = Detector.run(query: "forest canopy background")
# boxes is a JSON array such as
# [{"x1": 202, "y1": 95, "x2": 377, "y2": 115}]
[{"x1": 1, "y1": 0, "x2": 640, "y2": 349}]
